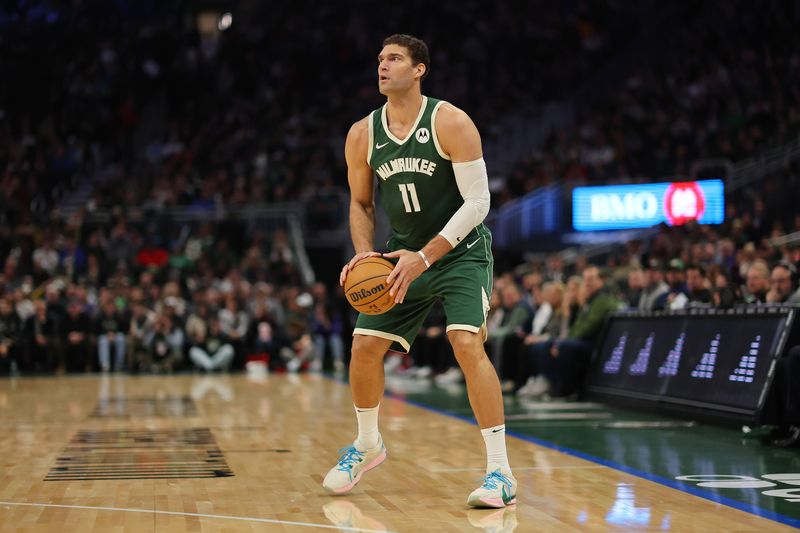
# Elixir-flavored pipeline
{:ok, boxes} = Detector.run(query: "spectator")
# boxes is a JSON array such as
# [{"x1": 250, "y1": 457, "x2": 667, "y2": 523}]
[
  {"x1": 516, "y1": 281, "x2": 567, "y2": 396},
  {"x1": 655, "y1": 259, "x2": 690, "y2": 310},
  {"x1": 219, "y1": 296, "x2": 249, "y2": 366},
  {"x1": 25, "y1": 299, "x2": 59, "y2": 373},
  {"x1": 712, "y1": 268, "x2": 738, "y2": 309},
  {"x1": 310, "y1": 282, "x2": 345, "y2": 373},
  {"x1": 767, "y1": 263, "x2": 800, "y2": 304},
  {"x1": 33, "y1": 238, "x2": 59, "y2": 277},
  {"x1": 189, "y1": 316, "x2": 234, "y2": 372},
  {"x1": 744, "y1": 260, "x2": 770, "y2": 303},
  {"x1": 486, "y1": 282, "x2": 532, "y2": 387},
  {"x1": 249, "y1": 303, "x2": 282, "y2": 366},
  {"x1": 530, "y1": 267, "x2": 621, "y2": 398},
  {"x1": 128, "y1": 300, "x2": 155, "y2": 372},
  {"x1": 638, "y1": 259, "x2": 669, "y2": 311},
  {"x1": 624, "y1": 268, "x2": 645, "y2": 309},
  {"x1": 143, "y1": 315, "x2": 184, "y2": 373},
  {"x1": 185, "y1": 303, "x2": 211, "y2": 347},
  {"x1": 0, "y1": 297, "x2": 23, "y2": 375},
  {"x1": 685, "y1": 264, "x2": 713, "y2": 306},
  {"x1": 280, "y1": 290, "x2": 314, "y2": 373},
  {"x1": 61, "y1": 299, "x2": 92, "y2": 373},
  {"x1": 94, "y1": 299, "x2": 127, "y2": 372}
]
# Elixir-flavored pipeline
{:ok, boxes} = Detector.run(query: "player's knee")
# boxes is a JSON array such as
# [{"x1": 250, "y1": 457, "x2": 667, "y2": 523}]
[
  {"x1": 448, "y1": 330, "x2": 483, "y2": 360},
  {"x1": 351, "y1": 334, "x2": 391, "y2": 360}
]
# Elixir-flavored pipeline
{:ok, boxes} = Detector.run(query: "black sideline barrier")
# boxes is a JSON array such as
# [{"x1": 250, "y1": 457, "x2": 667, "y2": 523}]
[{"x1": 586, "y1": 306, "x2": 800, "y2": 423}]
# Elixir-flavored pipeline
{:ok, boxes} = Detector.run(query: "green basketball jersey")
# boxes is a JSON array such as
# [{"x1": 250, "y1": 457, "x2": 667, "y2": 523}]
[{"x1": 368, "y1": 96, "x2": 486, "y2": 251}]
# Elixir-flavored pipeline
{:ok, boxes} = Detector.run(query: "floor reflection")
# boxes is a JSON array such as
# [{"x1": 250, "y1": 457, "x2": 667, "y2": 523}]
[
  {"x1": 190, "y1": 376, "x2": 234, "y2": 401},
  {"x1": 467, "y1": 506, "x2": 517, "y2": 532},
  {"x1": 604, "y1": 483, "x2": 653, "y2": 528},
  {"x1": 322, "y1": 500, "x2": 388, "y2": 532}
]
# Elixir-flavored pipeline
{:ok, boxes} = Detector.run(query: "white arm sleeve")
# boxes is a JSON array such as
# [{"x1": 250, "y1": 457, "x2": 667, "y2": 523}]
[{"x1": 438, "y1": 157, "x2": 491, "y2": 247}]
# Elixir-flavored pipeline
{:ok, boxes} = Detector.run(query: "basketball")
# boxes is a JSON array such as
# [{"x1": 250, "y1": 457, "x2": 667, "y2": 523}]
[{"x1": 344, "y1": 257, "x2": 396, "y2": 315}]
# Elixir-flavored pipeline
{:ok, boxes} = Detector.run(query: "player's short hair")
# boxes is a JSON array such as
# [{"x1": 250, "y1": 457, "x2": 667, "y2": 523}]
[{"x1": 382, "y1": 34, "x2": 430, "y2": 81}]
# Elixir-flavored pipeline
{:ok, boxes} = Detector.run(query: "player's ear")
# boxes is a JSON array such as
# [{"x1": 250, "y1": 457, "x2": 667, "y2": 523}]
[{"x1": 415, "y1": 62, "x2": 426, "y2": 81}]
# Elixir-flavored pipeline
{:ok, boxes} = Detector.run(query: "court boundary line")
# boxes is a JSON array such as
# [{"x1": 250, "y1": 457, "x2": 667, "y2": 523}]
[
  {"x1": 0, "y1": 500, "x2": 395, "y2": 533},
  {"x1": 324, "y1": 374, "x2": 800, "y2": 529},
  {"x1": 432, "y1": 465, "x2": 606, "y2": 472}
]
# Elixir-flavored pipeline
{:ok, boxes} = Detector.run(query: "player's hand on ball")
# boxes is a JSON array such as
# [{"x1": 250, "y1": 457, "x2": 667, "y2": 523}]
[
  {"x1": 340, "y1": 251, "x2": 382, "y2": 286},
  {"x1": 383, "y1": 249, "x2": 427, "y2": 304}
]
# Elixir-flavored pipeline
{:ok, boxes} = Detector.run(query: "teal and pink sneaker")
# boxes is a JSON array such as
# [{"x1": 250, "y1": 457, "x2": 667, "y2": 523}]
[
  {"x1": 323, "y1": 435, "x2": 387, "y2": 494},
  {"x1": 467, "y1": 466, "x2": 517, "y2": 508}
]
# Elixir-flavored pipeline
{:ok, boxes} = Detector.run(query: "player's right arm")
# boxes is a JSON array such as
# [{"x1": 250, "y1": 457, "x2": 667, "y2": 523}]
[{"x1": 340, "y1": 117, "x2": 382, "y2": 286}]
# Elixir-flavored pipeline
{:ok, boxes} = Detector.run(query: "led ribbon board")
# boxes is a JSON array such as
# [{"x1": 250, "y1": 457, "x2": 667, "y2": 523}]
[{"x1": 587, "y1": 309, "x2": 795, "y2": 417}]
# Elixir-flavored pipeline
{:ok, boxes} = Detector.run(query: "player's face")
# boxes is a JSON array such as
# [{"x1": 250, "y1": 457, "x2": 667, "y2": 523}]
[{"x1": 377, "y1": 44, "x2": 422, "y2": 95}]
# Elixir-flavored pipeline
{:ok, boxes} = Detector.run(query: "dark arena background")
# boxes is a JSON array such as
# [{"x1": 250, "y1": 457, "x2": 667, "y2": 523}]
[{"x1": 1, "y1": 1, "x2": 800, "y2": 531}]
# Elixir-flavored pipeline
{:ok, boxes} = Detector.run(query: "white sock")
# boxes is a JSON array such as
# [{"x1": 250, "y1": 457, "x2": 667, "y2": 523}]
[
  {"x1": 481, "y1": 424, "x2": 511, "y2": 474},
  {"x1": 354, "y1": 403, "x2": 380, "y2": 451}
]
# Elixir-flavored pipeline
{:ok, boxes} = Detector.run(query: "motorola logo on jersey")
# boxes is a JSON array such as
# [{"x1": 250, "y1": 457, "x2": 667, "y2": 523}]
[
  {"x1": 415, "y1": 128, "x2": 430, "y2": 143},
  {"x1": 664, "y1": 182, "x2": 706, "y2": 226}
]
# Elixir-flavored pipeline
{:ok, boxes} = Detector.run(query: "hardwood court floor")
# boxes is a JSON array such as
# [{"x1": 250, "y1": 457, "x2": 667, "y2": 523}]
[{"x1": 0, "y1": 373, "x2": 793, "y2": 532}]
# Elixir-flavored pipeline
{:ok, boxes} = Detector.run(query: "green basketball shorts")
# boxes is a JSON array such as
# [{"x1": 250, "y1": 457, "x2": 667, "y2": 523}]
[{"x1": 354, "y1": 229, "x2": 493, "y2": 353}]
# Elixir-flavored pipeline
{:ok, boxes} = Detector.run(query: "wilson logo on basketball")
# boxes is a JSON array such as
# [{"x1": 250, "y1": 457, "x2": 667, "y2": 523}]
[{"x1": 348, "y1": 284, "x2": 386, "y2": 303}]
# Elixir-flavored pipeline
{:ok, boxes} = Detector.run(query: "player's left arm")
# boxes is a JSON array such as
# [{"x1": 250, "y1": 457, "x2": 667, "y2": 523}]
[{"x1": 384, "y1": 104, "x2": 489, "y2": 303}]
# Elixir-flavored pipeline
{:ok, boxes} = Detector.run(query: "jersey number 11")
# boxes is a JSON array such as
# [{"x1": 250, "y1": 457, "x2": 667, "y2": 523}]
[{"x1": 398, "y1": 183, "x2": 422, "y2": 213}]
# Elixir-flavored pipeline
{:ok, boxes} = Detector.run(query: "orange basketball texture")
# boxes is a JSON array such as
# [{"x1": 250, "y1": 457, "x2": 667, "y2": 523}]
[{"x1": 344, "y1": 258, "x2": 396, "y2": 315}]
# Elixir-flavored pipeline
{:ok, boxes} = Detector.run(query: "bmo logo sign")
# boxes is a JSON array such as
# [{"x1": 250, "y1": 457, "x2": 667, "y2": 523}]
[
  {"x1": 573, "y1": 179, "x2": 724, "y2": 231},
  {"x1": 590, "y1": 192, "x2": 659, "y2": 222}
]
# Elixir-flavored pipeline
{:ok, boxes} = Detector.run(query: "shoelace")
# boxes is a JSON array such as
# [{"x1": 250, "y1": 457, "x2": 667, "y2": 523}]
[
  {"x1": 479, "y1": 470, "x2": 512, "y2": 490},
  {"x1": 335, "y1": 446, "x2": 365, "y2": 473}
]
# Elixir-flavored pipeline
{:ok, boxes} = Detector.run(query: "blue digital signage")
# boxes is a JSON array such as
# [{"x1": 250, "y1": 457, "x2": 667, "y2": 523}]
[{"x1": 572, "y1": 179, "x2": 725, "y2": 231}]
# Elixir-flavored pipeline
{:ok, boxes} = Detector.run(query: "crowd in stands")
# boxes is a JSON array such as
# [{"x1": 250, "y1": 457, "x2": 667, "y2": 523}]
[
  {"x1": 0, "y1": 0, "x2": 638, "y2": 232},
  {"x1": 0, "y1": 206, "x2": 355, "y2": 376},
  {"x1": 501, "y1": 0, "x2": 800, "y2": 205}
]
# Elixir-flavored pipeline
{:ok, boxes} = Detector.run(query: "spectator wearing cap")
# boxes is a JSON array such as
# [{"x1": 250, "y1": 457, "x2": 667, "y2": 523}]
[
  {"x1": 280, "y1": 290, "x2": 314, "y2": 373},
  {"x1": 655, "y1": 259, "x2": 690, "y2": 310},
  {"x1": 638, "y1": 258, "x2": 669, "y2": 311}
]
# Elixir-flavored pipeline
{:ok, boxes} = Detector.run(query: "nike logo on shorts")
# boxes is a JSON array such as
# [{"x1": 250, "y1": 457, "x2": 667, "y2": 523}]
[{"x1": 466, "y1": 238, "x2": 481, "y2": 249}]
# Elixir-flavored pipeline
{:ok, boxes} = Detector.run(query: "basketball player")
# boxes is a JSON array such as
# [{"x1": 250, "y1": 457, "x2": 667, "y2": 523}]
[{"x1": 323, "y1": 34, "x2": 516, "y2": 508}]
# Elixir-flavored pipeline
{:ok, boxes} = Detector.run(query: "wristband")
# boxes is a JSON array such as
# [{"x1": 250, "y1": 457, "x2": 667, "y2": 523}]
[{"x1": 417, "y1": 250, "x2": 431, "y2": 269}]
